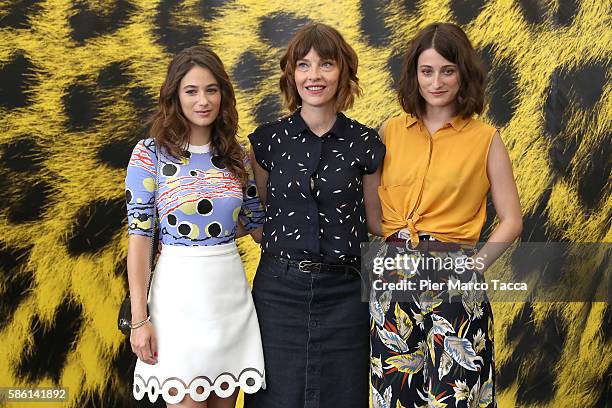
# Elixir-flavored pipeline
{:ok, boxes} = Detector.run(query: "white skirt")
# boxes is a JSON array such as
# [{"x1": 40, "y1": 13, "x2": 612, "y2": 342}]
[{"x1": 133, "y1": 243, "x2": 265, "y2": 404}]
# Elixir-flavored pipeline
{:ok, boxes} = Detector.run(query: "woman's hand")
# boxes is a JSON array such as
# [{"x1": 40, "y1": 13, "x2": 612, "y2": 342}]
[
  {"x1": 468, "y1": 255, "x2": 486, "y2": 276},
  {"x1": 249, "y1": 226, "x2": 263, "y2": 243},
  {"x1": 130, "y1": 321, "x2": 158, "y2": 365}
]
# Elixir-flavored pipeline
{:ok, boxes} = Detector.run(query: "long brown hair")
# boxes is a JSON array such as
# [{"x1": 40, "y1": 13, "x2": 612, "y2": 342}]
[
  {"x1": 398, "y1": 22, "x2": 485, "y2": 119},
  {"x1": 149, "y1": 46, "x2": 247, "y2": 186},
  {"x1": 279, "y1": 23, "x2": 361, "y2": 112}
]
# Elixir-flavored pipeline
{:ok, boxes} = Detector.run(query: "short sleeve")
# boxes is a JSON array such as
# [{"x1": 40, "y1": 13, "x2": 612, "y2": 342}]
[
  {"x1": 248, "y1": 126, "x2": 271, "y2": 172},
  {"x1": 125, "y1": 139, "x2": 157, "y2": 237},
  {"x1": 360, "y1": 127, "x2": 386, "y2": 174},
  {"x1": 239, "y1": 152, "x2": 265, "y2": 231}
]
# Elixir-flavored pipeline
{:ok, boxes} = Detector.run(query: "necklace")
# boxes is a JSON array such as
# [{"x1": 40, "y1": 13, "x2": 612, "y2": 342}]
[{"x1": 311, "y1": 115, "x2": 337, "y2": 137}]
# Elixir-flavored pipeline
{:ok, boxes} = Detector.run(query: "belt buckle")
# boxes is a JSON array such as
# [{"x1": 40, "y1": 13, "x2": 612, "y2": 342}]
[
  {"x1": 397, "y1": 229, "x2": 410, "y2": 241},
  {"x1": 298, "y1": 260, "x2": 319, "y2": 273},
  {"x1": 404, "y1": 238, "x2": 421, "y2": 251}
]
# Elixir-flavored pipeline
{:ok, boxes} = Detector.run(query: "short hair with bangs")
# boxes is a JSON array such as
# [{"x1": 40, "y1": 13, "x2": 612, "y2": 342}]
[
  {"x1": 279, "y1": 23, "x2": 361, "y2": 112},
  {"x1": 398, "y1": 22, "x2": 486, "y2": 119}
]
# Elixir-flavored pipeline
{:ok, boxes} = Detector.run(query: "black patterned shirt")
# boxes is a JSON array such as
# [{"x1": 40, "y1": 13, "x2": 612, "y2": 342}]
[{"x1": 249, "y1": 110, "x2": 385, "y2": 263}]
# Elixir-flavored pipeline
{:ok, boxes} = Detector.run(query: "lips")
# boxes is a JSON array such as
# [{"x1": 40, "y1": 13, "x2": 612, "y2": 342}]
[
  {"x1": 194, "y1": 110, "x2": 211, "y2": 115},
  {"x1": 430, "y1": 91, "x2": 447, "y2": 96},
  {"x1": 305, "y1": 85, "x2": 326, "y2": 94}
]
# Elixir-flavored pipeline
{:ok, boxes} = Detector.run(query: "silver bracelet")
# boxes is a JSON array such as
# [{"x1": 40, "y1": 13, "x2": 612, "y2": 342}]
[{"x1": 130, "y1": 316, "x2": 151, "y2": 329}]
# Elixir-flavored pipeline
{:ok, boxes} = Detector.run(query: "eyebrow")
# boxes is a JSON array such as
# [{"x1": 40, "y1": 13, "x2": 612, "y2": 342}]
[
  {"x1": 419, "y1": 64, "x2": 457, "y2": 68},
  {"x1": 182, "y1": 83, "x2": 219, "y2": 89},
  {"x1": 296, "y1": 58, "x2": 334, "y2": 63}
]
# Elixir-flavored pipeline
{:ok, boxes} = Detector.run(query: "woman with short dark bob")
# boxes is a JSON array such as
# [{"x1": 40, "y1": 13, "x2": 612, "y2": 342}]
[
  {"x1": 370, "y1": 23, "x2": 522, "y2": 407},
  {"x1": 245, "y1": 23, "x2": 385, "y2": 408},
  {"x1": 125, "y1": 46, "x2": 265, "y2": 407}
]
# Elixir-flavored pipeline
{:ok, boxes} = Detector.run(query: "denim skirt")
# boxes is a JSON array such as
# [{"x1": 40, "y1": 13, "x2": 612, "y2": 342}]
[{"x1": 244, "y1": 254, "x2": 370, "y2": 408}]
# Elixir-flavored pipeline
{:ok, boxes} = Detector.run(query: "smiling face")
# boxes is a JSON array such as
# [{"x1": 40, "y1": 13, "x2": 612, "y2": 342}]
[
  {"x1": 178, "y1": 65, "x2": 221, "y2": 139},
  {"x1": 417, "y1": 48, "x2": 460, "y2": 112},
  {"x1": 294, "y1": 48, "x2": 340, "y2": 111}
]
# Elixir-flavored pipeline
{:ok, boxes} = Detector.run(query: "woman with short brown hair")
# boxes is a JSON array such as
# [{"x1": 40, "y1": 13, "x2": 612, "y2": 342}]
[
  {"x1": 397, "y1": 22, "x2": 486, "y2": 120},
  {"x1": 279, "y1": 23, "x2": 361, "y2": 113},
  {"x1": 370, "y1": 23, "x2": 521, "y2": 407},
  {"x1": 245, "y1": 23, "x2": 385, "y2": 408}
]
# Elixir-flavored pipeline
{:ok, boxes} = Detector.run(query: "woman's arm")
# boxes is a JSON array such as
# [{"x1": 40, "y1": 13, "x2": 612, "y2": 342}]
[
  {"x1": 233, "y1": 146, "x2": 267, "y2": 243},
  {"x1": 249, "y1": 226, "x2": 263, "y2": 243},
  {"x1": 236, "y1": 222, "x2": 247, "y2": 238},
  {"x1": 364, "y1": 167, "x2": 383, "y2": 236},
  {"x1": 236, "y1": 222, "x2": 263, "y2": 243},
  {"x1": 249, "y1": 146, "x2": 268, "y2": 206},
  {"x1": 474, "y1": 132, "x2": 523, "y2": 272},
  {"x1": 127, "y1": 234, "x2": 158, "y2": 365},
  {"x1": 364, "y1": 121, "x2": 387, "y2": 237}
]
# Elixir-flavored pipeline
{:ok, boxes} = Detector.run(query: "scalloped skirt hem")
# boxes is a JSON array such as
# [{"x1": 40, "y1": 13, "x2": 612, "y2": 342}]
[
  {"x1": 132, "y1": 243, "x2": 266, "y2": 403},
  {"x1": 133, "y1": 369, "x2": 265, "y2": 403}
]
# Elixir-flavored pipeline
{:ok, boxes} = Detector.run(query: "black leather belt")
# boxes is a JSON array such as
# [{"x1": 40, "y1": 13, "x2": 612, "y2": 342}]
[{"x1": 262, "y1": 253, "x2": 360, "y2": 275}]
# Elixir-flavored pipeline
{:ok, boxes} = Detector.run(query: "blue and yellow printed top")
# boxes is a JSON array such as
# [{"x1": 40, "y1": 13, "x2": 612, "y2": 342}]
[{"x1": 125, "y1": 138, "x2": 264, "y2": 245}]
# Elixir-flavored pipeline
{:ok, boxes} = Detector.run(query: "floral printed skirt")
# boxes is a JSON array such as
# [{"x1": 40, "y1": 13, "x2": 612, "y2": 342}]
[{"x1": 369, "y1": 240, "x2": 495, "y2": 408}]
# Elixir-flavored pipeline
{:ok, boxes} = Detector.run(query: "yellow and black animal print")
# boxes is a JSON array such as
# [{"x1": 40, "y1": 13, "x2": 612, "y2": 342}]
[{"x1": 0, "y1": 0, "x2": 610, "y2": 407}]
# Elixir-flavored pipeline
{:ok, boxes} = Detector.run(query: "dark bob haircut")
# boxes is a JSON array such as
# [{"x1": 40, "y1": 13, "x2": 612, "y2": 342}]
[
  {"x1": 398, "y1": 22, "x2": 486, "y2": 118},
  {"x1": 279, "y1": 23, "x2": 361, "y2": 112}
]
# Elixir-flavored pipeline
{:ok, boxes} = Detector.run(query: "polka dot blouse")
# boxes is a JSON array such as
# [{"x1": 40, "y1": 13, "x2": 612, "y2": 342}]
[
  {"x1": 125, "y1": 138, "x2": 264, "y2": 245},
  {"x1": 249, "y1": 110, "x2": 385, "y2": 263}
]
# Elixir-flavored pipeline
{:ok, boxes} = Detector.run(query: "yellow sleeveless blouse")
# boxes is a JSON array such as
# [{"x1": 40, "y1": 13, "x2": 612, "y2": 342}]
[{"x1": 379, "y1": 114, "x2": 497, "y2": 246}]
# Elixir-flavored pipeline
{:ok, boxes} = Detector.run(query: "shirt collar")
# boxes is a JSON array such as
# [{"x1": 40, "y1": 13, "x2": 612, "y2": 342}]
[
  {"x1": 327, "y1": 112, "x2": 347, "y2": 137},
  {"x1": 449, "y1": 116, "x2": 471, "y2": 131},
  {"x1": 404, "y1": 114, "x2": 418, "y2": 128},
  {"x1": 284, "y1": 110, "x2": 309, "y2": 135},
  {"x1": 285, "y1": 109, "x2": 347, "y2": 138},
  {"x1": 404, "y1": 114, "x2": 471, "y2": 131},
  {"x1": 186, "y1": 142, "x2": 211, "y2": 153}
]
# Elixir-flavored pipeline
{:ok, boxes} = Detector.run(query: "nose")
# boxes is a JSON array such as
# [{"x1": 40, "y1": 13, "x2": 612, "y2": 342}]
[
  {"x1": 197, "y1": 91, "x2": 209, "y2": 106},
  {"x1": 307, "y1": 66, "x2": 322, "y2": 81},
  {"x1": 432, "y1": 72, "x2": 442, "y2": 88}
]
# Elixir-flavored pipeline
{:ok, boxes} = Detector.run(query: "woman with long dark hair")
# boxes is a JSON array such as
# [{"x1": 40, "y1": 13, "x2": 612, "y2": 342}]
[
  {"x1": 125, "y1": 45, "x2": 265, "y2": 407},
  {"x1": 370, "y1": 23, "x2": 522, "y2": 407}
]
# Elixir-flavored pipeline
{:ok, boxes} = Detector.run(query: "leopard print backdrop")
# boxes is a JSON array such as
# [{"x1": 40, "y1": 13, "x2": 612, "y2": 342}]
[{"x1": 0, "y1": 0, "x2": 610, "y2": 407}]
